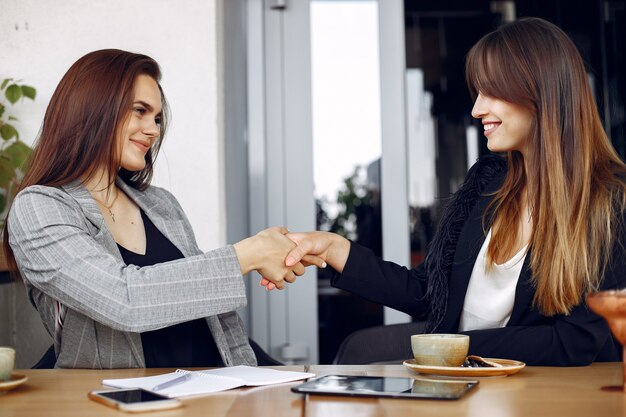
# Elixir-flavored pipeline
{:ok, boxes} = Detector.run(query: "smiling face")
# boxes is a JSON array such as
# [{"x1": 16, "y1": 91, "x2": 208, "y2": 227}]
[
  {"x1": 116, "y1": 74, "x2": 162, "y2": 171},
  {"x1": 471, "y1": 93, "x2": 534, "y2": 155}
]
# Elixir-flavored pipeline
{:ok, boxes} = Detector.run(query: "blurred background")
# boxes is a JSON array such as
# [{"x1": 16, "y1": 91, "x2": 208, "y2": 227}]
[{"x1": 1, "y1": 0, "x2": 624, "y2": 366}]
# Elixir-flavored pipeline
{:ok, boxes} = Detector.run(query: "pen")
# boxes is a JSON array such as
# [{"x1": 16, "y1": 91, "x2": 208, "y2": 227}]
[{"x1": 152, "y1": 373, "x2": 193, "y2": 391}]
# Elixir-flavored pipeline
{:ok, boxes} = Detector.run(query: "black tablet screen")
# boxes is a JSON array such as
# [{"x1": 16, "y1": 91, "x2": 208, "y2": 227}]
[{"x1": 291, "y1": 375, "x2": 478, "y2": 400}]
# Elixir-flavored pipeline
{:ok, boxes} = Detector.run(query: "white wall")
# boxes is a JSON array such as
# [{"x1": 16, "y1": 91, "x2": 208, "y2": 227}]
[{"x1": 0, "y1": 0, "x2": 225, "y2": 250}]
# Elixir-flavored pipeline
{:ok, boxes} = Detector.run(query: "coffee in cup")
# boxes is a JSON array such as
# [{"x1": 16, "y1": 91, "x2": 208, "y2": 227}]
[
  {"x1": 411, "y1": 334, "x2": 469, "y2": 367},
  {"x1": 0, "y1": 347, "x2": 15, "y2": 381}
]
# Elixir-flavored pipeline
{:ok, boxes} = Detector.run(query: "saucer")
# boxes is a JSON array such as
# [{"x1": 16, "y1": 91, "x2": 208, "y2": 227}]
[
  {"x1": 403, "y1": 358, "x2": 525, "y2": 377},
  {"x1": 0, "y1": 373, "x2": 28, "y2": 392}
]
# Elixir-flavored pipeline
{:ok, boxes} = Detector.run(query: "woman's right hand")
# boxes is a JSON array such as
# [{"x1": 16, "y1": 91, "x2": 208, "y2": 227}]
[
  {"x1": 259, "y1": 231, "x2": 350, "y2": 290},
  {"x1": 233, "y1": 227, "x2": 312, "y2": 290}
]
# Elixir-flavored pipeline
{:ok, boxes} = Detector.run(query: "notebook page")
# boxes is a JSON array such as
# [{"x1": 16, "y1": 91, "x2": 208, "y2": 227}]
[
  {"x1": 102, "y1": 369, "x2": 245, "y2": 398},
  {"x1": 161, "y1": 371, "x2": 244, "y2": 397},
  {"x1": 103, "y1": 370, "x2": 183, "y2": 390},
  {"x1": 201, "y1": 365, "x2": 315, "y2": 386}
]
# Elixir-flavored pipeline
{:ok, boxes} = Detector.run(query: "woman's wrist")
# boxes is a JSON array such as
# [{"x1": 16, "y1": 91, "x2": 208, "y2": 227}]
[
  {"x1": 233, "y1": 236, "x2": 257, "y2": 275},
  {"x1": 326, "y1": 234, "x2": 350, "y2": 273}
]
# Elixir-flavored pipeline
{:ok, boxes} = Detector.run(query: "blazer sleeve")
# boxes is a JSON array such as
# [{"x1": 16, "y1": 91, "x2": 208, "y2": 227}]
[
  {"x1": 332, "y1": 242, "x2": 430, "y2": 319},
  {"x1": 7, "y1": 186, "x2": 247, "y2": 333},
  {"x1": 463, "y1": 307, "x2": 616, "y2": 366}
]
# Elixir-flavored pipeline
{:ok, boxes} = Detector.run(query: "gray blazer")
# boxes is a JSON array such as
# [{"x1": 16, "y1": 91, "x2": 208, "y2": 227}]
[{"x1": 7, "y1": 179, "x2": 256, "y2": 368}]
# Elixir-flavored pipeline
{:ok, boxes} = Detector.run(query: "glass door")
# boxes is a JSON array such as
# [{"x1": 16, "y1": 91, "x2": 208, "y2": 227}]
[
  {"x1": 311, "y1": 0, "x2": 387, "y2": 364},
  {"x1": 246, "y1": 0, "x2": 410, "y2": 364}
]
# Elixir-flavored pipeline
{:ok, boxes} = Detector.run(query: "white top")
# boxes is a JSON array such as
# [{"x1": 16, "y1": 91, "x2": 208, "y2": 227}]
[{"x1": 459, "y1": 229, "x2": 528, "y2": 332}]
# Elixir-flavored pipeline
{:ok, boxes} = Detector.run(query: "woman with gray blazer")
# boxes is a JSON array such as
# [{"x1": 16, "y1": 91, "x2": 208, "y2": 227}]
[{"x1": 3, "y1": 49, "x2": 315, "y2": 369}]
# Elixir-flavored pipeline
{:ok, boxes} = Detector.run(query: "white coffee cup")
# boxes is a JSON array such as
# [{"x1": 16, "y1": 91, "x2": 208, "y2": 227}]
[
  {"x1": 411, "y1": 334, "x2": 469, "y2": 367},
  {"x1": 0, "y1": 347, "x2": 16, "y2": 381}
]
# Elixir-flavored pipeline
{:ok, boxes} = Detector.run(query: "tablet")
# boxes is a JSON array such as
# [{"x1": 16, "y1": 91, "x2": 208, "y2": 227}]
[{"x1": 291, "y1": 375, "x2": 478, "y2": 400}]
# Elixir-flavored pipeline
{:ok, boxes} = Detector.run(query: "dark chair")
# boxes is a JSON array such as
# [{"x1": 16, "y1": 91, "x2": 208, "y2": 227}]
[
  {"x1": 33, "y1": 338, "x2": 282, "y2": 368},
  {"x1": 333, "y1": 321, "x2": 426, "y2": 365},
  {"x1": 249, "y1": 338, "x2": 284, "y2": 366}
]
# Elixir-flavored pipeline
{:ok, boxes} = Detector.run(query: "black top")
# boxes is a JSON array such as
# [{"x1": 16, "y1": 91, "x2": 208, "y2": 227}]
[{"x1": 117, "y1": 210, "x2": 223, "y2": 368}]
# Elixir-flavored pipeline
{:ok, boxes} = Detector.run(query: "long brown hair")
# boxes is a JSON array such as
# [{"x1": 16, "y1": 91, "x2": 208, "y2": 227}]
[
  {"x1": 2, "y1": 49, "x2": 169, "y2": 275},
  {"x1": 466, "y1": 17, "x2": 626, "y2": 316}
]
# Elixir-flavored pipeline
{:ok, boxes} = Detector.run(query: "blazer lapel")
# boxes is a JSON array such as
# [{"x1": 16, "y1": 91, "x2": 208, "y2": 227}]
[
  {"x1": 439, "y1": 172, "x2": 506, "y2": 332},
  {"x1": 507, "y1": 257, "x2": 535, "y2": 325},
  {"x1": 61, "y1": 181, "x2": 121, "y2": 256},
  {"x1": 61, "y1": 181, "x2": 106, "y2": 229},
  {"x1": 440, "y1": 194, "x2": 491, "y2": 331}
]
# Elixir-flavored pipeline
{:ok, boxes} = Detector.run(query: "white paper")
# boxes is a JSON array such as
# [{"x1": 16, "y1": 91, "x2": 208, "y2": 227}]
[
  {"x1": 202, "y1": 365, "x2": 314, "y2": 386},
  {"x1": 102, "y1": 366, "x2": 314, "y2": 398}
]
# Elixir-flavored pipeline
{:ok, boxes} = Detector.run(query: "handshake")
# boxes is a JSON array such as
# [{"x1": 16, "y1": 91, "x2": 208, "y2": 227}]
[{"x1": 232, "y1": 226, "x2": 350, "y2": 291}]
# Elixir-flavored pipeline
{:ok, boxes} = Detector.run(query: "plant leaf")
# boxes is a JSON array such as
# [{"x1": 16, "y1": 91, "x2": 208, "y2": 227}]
[
  {"x1": 0, "y1": 157, "x2": 16, "y2": 187},
  {"x1": 21, "y1": 85, "x2": 36, "y2": 100},
  {"x1": 0, "y1": 103, "x2": 4, "y2": 118},
  {"x1": 0, "y1": 79, "x2": 11, "y2": 90},
  {"x1": 0, "y1": 152, "x2": 16, "y2": 171},
  {"x1": 4, "y1": 141, "x2": 32, "y2": 169},
  {"x1": 0, "y1": 193, "x2": 5, "y2": 216},
  {"x1": 0, "y1": 123, "x2": 18, "y2": 141},
  {"x1": 5, "y1": 84, "x2": 22, "y2": 104}
]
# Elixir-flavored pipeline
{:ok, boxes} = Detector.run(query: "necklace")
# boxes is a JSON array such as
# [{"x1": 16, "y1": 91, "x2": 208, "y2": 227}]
[{"x1": 93, "y1": 190, "x2": 120, "y2": 222}]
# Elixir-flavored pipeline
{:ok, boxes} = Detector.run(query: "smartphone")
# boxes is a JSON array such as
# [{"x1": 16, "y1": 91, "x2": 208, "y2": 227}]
[{"x1": 88, "y1": 388, "x2": 183, "y2": 413}]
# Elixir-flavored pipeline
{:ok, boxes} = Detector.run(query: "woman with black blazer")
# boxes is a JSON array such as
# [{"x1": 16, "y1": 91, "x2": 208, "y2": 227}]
[{"x1": 267, "y1": 18, "x2": 626, "y2": 366}]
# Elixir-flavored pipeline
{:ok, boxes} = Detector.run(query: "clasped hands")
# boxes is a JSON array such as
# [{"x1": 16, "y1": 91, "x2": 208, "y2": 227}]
[{"x1": 234, "y1": 227, "x2": 349, "y2": 291}]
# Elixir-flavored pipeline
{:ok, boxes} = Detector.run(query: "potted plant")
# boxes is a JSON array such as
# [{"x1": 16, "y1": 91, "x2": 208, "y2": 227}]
[
  {"x1": 0, "y1": 78, "x2": 35, "y2": 228},
  {"x1": 0, "y1": 78, "x2": 35, "y2": 271}
]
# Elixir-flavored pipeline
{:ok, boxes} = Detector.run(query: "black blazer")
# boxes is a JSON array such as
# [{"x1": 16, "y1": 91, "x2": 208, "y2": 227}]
[{"x1": 333, "y1": 157, "x2": 624, "y2": 366}]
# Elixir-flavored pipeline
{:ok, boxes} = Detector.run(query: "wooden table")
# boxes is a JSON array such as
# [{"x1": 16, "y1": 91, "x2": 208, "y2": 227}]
[{"x1": 1, "y1": 364, "x2": 624, "y2": 416}]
